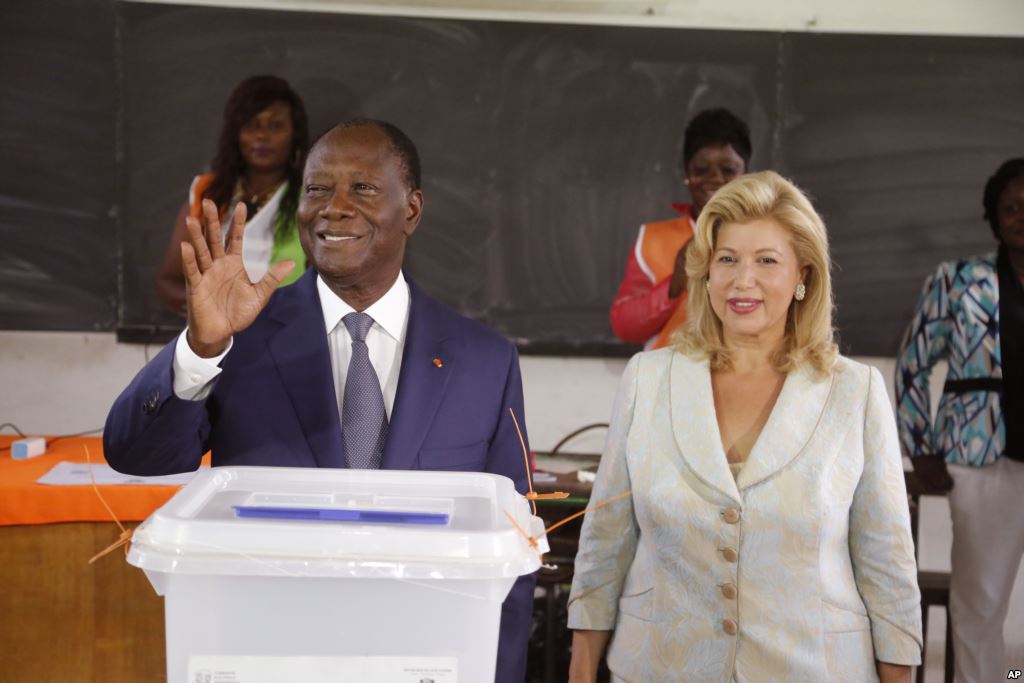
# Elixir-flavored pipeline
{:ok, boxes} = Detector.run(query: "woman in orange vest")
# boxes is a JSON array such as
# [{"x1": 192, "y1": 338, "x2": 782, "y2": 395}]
[
  {"x1": 155, "y1": 75, "x2": 310, "y2": 315},
  {"x1": 610, "y1": 108, "x2": 751, "y2": 349}
]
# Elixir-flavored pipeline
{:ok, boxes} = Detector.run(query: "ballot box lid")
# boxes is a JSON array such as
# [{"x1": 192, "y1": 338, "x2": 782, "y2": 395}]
[{"x1": 127, "y1": 466, "x2": 548, "y2": 579}]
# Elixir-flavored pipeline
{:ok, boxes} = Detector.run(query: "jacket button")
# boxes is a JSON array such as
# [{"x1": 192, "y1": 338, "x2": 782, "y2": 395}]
[
  {"x1": 722, "y1": 618, "x2": 738, "y2": 635},
  {"x1": 722, "y1": 508, "x2": 741, "y2": 524},
  {"x1": 721, "y1": 547, "x2": 738, "y2": 562},
  {"x1": 142, "y1": 391, "x2": 160, "y2": 415},
  {"x1": 721, "y1": 583, "x2": 737, "y2": 599}
]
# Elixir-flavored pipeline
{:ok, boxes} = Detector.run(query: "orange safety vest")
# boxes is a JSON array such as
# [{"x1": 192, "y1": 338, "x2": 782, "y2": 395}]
[
  {"x1": 637, "y1": 215, "x2": 694, "y2": 349},
  {"x1": 188, "y1": 173, "x2": 216, "y2": 219}
]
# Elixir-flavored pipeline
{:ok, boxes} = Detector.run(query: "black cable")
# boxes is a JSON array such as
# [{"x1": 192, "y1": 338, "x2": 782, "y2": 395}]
[
  {"x1": 0, "y1": 422, "x2": 27, "y2": 452},
  {"x1": 0, "y1": 422, "x2": 27, "y2": 437}
]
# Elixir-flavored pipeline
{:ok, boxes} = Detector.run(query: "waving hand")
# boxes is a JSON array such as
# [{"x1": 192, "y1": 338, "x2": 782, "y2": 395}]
[{"x1": 181, "y1": 199, "x2": 296, "y2": 357}]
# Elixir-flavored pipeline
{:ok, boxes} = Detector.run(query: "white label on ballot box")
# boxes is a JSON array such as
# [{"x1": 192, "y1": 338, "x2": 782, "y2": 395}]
[{"x1": 187, "y1": 655, "x2": 457, "y2": 682}]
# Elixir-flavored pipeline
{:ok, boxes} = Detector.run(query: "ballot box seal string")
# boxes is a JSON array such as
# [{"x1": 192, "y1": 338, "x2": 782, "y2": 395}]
[
  {"x1": 503, "y1": 407, "x2": 631, "y2": 565},
  {"x1": 506, "y1": 407, "x2": 573, "y2": 514},
  {"x1": 84, "y1": 442, "x2": 135, "y2": 564}
]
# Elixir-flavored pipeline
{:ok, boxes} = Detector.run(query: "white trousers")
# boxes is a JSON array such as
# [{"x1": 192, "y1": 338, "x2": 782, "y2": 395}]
[{"x1": 948, "y1": 457, "x2": 1024, "y2": 683}]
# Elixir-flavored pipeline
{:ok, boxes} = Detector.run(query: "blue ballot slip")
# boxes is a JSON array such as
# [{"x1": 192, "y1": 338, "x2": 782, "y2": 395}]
[{"x1": 232, "y1": 505, "x2": 450, "y2": 525}]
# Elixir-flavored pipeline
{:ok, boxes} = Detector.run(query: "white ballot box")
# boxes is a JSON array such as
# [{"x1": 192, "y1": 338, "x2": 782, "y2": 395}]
[{"x1": 127, "y1": 466, "x2": 548, "y2": 683}]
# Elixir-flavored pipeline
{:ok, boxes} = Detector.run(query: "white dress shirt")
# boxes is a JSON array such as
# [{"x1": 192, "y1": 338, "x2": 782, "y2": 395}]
[{"x1": 172, "y1": 272, "x2": 411, "y2": 426}]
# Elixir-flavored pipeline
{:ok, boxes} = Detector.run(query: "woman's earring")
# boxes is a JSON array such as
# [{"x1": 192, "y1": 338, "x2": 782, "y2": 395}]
[
  {"x1": 705, "y1": 280, "x2": 711, "y2": 292},
  {"x1": 794, "y1": 283, "x2": 806, "y2": 301}
]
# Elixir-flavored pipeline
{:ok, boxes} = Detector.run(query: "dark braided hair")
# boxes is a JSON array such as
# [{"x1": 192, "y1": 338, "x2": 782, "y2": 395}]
[{"x1": 206, "y1": 75, "x2": 309, "y2": 236}]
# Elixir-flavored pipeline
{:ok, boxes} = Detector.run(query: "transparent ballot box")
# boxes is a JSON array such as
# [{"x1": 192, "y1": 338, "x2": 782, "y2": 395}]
[{"x1": 127, "y1": 466, "x2": 548, "y2": 683}]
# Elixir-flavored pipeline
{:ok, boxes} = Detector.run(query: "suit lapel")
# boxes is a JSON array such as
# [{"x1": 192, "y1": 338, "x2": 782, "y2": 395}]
[
  {"x1": 267, "y1": 272, "x2": 345, "y2": 468},
  {"x1": 669, "y1": 354, "x2": 742, "y2": 505},
  {"x1": 381, "y1": 283, "x2": 459, "y2": 471},
  {"x1": 735, "y1": 365, "x2": 835, "y2": 490}
]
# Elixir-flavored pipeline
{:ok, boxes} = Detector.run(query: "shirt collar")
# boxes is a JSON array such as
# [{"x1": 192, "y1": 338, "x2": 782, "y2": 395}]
[{"x1": 317, "y1": 270, "x2": 410, "y2": 344}]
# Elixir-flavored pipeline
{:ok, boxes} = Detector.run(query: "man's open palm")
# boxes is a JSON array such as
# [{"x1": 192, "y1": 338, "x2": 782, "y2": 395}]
[{"x1": 182, "y1": 199, "x2": 295, "y2": 357}]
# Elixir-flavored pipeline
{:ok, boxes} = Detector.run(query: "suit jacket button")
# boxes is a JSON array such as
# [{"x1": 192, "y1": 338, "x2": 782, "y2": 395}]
[
  {"x1": 722, "y1": 618, "x2": 738, "y2": 635},
  {"x1": 722, "y1": 507, "x2": 741, "y2": 524},
  {"x1": 721, "y1": 583, "x2": 737, "y2": 599},
  {"x1": 142, "y1": 391, "x2": 160, "y2": 415},
  {"x1": 721, "y1": 547, "x2": 739, "y2": 562}
]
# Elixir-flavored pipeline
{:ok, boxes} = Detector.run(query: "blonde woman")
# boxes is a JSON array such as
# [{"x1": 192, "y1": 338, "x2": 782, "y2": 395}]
[{"x1": 568, "y1": 171, "x2": 921, "y2": 682}]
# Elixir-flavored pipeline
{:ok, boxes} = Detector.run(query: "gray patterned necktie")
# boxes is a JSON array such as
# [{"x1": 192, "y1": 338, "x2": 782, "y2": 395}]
[{"x1": 341, "y1": 312, "x2": 388, "y2": 469}]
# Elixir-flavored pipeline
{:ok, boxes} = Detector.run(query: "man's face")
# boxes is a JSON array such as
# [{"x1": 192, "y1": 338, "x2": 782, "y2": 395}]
[{"x1": 298, "y1": 125, "x2": 422, "y2": 297}]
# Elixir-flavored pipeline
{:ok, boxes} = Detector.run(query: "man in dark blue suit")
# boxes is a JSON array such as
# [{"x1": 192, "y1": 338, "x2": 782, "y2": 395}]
[{"x1": 104, "y1": 119, "x2": 534, "y2": 683}]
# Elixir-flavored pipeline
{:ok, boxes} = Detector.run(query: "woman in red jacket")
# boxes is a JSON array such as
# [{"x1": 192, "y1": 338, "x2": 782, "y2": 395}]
[{"x1": 610, "y1": 108, "x2": 751, "y2": 349}]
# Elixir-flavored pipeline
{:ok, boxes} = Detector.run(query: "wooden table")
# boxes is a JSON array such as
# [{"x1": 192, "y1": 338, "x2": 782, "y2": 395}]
[
  {"x1": 0, "y1": 436, "x2": 181, "y2": 682},
  {"x1": 0, "y1": 439, "x2": 599, "y2": 683}
]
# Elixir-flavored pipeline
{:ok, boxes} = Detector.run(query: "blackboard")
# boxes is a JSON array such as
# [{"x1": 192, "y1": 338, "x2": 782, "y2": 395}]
[
  {"x1": 0, "y1": 0, "x2": 117, "y2": 331},
  {"x1": 4, "y1": 1, "x2": 1023, "y2": 357}
]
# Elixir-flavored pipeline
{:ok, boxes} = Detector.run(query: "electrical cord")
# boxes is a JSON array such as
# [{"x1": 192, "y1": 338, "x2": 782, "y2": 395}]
[{"x1": 0, "y1": 423, "x2": 103, "y2": 453}]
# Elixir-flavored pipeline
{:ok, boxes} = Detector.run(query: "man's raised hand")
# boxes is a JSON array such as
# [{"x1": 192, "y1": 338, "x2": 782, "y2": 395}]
[{"x1": 181, "y1": 199, "x2": 296, "y2": 357}]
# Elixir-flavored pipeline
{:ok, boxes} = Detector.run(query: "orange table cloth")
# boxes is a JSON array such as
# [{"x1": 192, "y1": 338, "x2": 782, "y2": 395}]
[{"x1": 0, "y1": 435, "x2": 205, "y2": 526}]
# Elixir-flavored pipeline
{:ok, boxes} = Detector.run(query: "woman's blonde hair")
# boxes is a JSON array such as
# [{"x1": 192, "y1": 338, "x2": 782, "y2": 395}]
[{"x1": 674, "y1": 170, "x2": 838, "y2": 375}]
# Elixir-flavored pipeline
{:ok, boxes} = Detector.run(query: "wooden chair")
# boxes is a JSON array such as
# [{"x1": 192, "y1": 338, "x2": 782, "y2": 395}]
[{"x1": 904, "y1": 470, "x2": 955, "y2": 683}]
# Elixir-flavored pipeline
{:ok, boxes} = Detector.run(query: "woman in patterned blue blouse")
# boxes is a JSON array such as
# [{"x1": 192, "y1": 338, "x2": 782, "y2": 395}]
[{"x1": 895, "y1": 157, "x2": 1024, "y2": 683}]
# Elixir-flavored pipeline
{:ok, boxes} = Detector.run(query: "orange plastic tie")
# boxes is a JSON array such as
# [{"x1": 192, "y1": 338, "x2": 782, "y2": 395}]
[
  {"x1": 83, "y1": 443, "x2": 134, "y2": 564},
  {"x1": 504, "y1": 490, "x2": 633, "y2": 560},
  {"x1": 543, "y1": 490, "x2": 632, "y2": 537},
  {"x1": 507, "y1": 407, "x2": 536, "y2": 515},
  {"x1": 503, "y1": 510, "x2": 539, "y2": 551},
  {"x1": 526, "y1": 491, "x2": 571, "y2": 501}
]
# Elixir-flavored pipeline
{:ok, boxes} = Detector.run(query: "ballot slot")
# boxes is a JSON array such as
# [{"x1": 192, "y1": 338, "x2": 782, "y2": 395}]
[{"x1": 232, "y1": 491, "x2": 456, "y2": 525}]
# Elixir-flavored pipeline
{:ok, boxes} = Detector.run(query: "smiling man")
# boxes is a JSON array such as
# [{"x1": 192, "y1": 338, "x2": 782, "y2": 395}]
[{"x1": 104, "y1": 119, "x2": 535, "y2": 683}]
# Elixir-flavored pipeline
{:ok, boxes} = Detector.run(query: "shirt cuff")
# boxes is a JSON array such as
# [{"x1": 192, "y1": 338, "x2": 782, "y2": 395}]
[{"x1": 172, "y1": 330, "x2": 232, "y2": 401}]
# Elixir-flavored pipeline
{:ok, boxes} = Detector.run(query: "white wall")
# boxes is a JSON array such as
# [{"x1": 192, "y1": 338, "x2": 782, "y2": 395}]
[
  {"x1": 0, "y1": 328, "x2": 911, "y2": 450},
  {"x1": 134, "y1": 0, "x2": 1024, "y2": 37}
]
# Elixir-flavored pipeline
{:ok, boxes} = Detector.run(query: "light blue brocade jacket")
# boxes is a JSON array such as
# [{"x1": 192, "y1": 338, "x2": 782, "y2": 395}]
[{"x1": 567, "y1": 350, "x2": 922, "y2": 682}]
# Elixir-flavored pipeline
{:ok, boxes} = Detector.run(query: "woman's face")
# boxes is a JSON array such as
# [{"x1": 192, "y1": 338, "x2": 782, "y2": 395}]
[
  {"x1": 238, "y1": 100, "x2": 295, "y2": 175},
  {"x1": 997, "y1": 175, "x2": 1024, "y2": 254},
  {"x1": 685, "y1": 144, "x2": 746, "y2": 211},
  {"x1": 708, "y1": 218, "x2": 805, "y2": 348}
]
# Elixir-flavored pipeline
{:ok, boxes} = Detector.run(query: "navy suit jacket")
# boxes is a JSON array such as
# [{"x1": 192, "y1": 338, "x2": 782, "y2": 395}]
[{"x1": 104, "y1": 270, "x2": 534, "y2": 683}]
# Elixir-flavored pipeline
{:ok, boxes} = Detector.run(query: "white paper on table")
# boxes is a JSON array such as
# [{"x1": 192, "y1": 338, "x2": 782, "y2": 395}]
[
  {"x1": 188, "y1": 655, "x2": 457, "y2": 682},
  {"x1": 36, "y1": 461, "x2": 204, "y2": 487}
]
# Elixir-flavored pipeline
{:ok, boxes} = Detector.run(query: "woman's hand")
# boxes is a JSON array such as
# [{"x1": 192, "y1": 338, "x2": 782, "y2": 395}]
[
  {"x1": 877, "y1": 661, "x2": 911, "y2": 683},
  {"x1": 568, "y1": 630, "x2": 611, "y2": 683},
  {"x1": 182, "y1": 199, "x2": 295, "y2": 357},
  {"x1": 668, "y1": 241, "x2": 690, "y2": 298}
]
